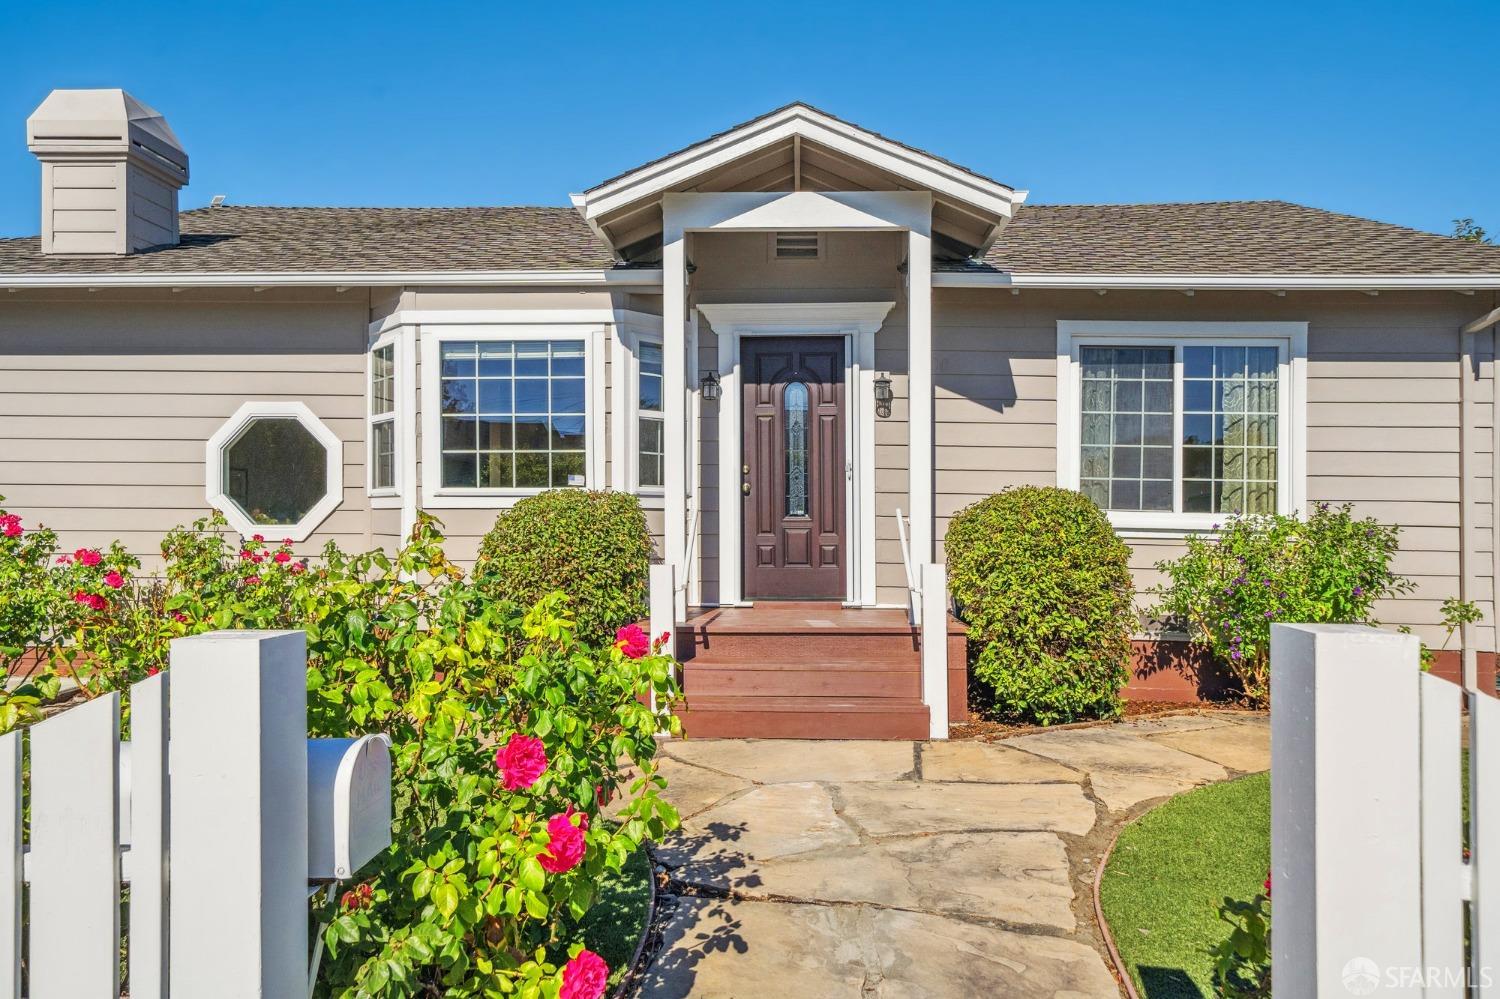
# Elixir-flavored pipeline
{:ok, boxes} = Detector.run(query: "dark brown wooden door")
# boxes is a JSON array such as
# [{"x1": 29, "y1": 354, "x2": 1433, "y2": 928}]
[{"x1": 742, "y1": 337, "x2": 846, "y2": 600}]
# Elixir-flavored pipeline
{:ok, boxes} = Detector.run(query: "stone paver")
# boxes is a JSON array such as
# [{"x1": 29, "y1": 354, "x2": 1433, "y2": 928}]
[
  {"x1": 1145, "y1": 722, "x2": 1272, "y2": 773},
  {"x1": 920, "y1": 740, "x2": 1083, "y2": 783},
  {"x1": 837, "y1": 780, "x2": 1097, "y2": 837},
  {"x1": 661, "y1": 738, "x2": 915, "y2": 783},
  {"x1": 638, "y1": 897, "x2": 1119, "y2": 999},
  {"x1": 1005, "y1": 727, "x2": 1229, "y2": 812},
  {"x1": 635, "y1": 713, "x2": 1268, "y2": 998}
]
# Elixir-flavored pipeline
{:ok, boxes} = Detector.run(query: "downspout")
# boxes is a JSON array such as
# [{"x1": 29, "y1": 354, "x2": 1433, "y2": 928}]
[{"x1": 1462, "y1": 298, "x2": 1500, "y2": 691}]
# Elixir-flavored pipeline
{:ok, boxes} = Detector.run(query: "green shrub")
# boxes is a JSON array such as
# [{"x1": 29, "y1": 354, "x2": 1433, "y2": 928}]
[
  {"x1": 945, "y1": 486, "x2": 1135, "y2": 724},
  {"x1": 1152, "y1": 503, "x2": 1410, "y2": 706},
  {"x1": 476, "y1": 491, "x2": 652, "y2": 648}
]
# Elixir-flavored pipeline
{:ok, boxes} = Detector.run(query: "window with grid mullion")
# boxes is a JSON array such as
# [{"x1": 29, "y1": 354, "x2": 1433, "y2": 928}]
[
  {"x1": 1182, "y1": 344, "x2": 1278, "y2": 514},
  {"x1": 439, "y1": 340, "x2": 587, "y2": 490},
  {"x1": 637, "y1": 341, "x2": 664, "y2": 489},
  {"x1": 1079, "y1": 346, "x2": 1173, "y2": 512}
]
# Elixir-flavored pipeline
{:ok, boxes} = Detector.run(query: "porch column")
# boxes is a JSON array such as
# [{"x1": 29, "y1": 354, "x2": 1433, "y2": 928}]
[
  {"x1": 662, "y1": 228, "x2": 689, "y2": 618},
  {"x1": 907, "y1": 227, "x2": 934, "y2": 564}
]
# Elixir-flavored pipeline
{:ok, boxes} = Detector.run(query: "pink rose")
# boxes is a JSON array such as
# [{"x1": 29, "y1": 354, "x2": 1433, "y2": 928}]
[
  {"x1": 56, "y1": 555, "x2": 72, "y2": 565},
  {"x1": 495, "y1": 733, "x2": 548, "y2": 791},
  {"x1": 560, "y1": 949, "x2": 608, "y2": 999},
  {"x1": 243, "y1": 575, "x2": 261, "y2": 586},
  {"x1": 252, "y1": 534, "x2": 264, "y2": 542},
  {"x1": 239, "y1": 549, "x2": 254, "y2": 560},
  {"x1": 103, "y1": 570, "x2": 125, "y2": 590},
  {"x1": 281, "y1": 538, "x2": 293, "y2": 546},
  {"x1": 171, "y1": 611, "x2": 189, "y2": 623},
  {"x1": 72, "y1": 589, "x2": 91, "y2": 604},
  {"x1": 273, "y1": 551, "x2": 291, "y2": 564},
  {"x1": 614, "y1": 623, "x2": 650, "y2": 660},
  {"x1": 75, "y1": 548, "x2": 101, "y2": 566},
  {"x1": 0, "y1": 514, "x2": 21, "y2": 539},
  {"x1": 539, "y1": 809, "x2": 587, "y2": 874},
  {"x1": 290, "y1": 562, "x2": 306, "y2": 575}
]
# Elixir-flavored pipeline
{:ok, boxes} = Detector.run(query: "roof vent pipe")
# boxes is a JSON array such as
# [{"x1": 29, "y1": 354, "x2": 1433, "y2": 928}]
[{"x1": 25, "y1": 89, "x2": 189, "y2": 256}]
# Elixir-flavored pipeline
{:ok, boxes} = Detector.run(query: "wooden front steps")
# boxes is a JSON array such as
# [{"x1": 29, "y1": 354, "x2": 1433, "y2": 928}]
[{"x1": 670, "y1": 604, "x2": 967, "y2": 740}]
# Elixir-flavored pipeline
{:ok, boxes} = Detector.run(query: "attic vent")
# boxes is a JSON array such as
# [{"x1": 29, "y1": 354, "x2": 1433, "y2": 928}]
[{"x1": 774, "y1": 231, "x2": 821, "y2": 260}]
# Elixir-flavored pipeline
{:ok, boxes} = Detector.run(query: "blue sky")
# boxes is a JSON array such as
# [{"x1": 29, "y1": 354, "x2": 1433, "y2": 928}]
[{"x1": 1, "y1": 0, "x2": 1495, "y2": 239}]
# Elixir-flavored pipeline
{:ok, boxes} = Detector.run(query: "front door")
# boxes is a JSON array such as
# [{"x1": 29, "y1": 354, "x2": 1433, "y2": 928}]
[{"x1": 742, "y1": 337, "x2": 846, "y2": 600}]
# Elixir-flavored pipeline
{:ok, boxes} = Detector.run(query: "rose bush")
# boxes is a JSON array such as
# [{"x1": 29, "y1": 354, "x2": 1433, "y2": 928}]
[
  {"x1": 0, "y1": 503, "x2": 681, "y2": 997},
  {"x1": 1152, "y1": 503, "x2": 1410, "y2": 705}
]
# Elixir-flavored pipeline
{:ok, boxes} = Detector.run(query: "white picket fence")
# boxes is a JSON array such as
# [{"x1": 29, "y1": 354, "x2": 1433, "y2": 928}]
[
  {"x1": 1272, "y1": 623, "x2": 1499, "y2": 996},
  {"x1": 0, "y1": 629, "x2": 391, "y2": 999}
]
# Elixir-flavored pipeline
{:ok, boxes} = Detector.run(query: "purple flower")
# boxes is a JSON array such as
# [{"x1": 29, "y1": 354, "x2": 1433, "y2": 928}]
[
  {"x1": 1352, "y1": 586, "x2": 1364, "y2": 597},
  {"x1": 1231, "y1": 649, "x2": 1243, "y2": 660},
  {"x1": 1264, "y1": 610, "x2": 1274, "y2": 619}
]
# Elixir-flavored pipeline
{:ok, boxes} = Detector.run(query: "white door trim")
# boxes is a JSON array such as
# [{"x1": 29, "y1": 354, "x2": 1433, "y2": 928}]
[{"x1": 702, "y1": 301, "x2": 893, "y2": 607}]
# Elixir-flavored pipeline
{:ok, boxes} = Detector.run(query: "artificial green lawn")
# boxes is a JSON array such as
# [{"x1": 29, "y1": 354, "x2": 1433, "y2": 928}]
[
  {"x1": 578, "y1": 846, "x2": 653, "y2": 987},
  {"x1": 1099, "y1": 772, "x2": 1270, "y2": 999}
]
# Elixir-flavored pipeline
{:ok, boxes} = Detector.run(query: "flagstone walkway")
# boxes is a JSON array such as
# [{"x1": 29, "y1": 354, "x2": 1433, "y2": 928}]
[{"x1": 629, "y1": 711, "x2": 1269, "y2": 998}]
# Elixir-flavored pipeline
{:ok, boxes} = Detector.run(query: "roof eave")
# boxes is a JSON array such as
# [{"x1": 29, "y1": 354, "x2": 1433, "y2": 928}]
[
  {"x1": 0, "y1": 268, "x2": 664, "y2": 290},
  {"x1": 932, "y1": 272, "x2": 1500, "y2": 290}
]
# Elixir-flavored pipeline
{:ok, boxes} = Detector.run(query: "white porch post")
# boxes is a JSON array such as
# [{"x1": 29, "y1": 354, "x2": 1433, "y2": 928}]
[
  {"x1": 907, "y1": 226, "x2": 934, "y2": 564},
  {"x1": 662, "y1": 226, "x2": 689, "y2": 619}
]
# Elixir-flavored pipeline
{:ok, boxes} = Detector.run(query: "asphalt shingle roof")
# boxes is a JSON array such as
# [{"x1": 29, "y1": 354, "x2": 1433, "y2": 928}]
[
  {"x1": 1, "y1": 200, "x2": 1497, "y2": 278},
  {"x1": 0, "y1": 205, "x2": 616, "y2": 275},
  {"x1": 973, "y1": 200, "x2": 1500, "y2": 275}
]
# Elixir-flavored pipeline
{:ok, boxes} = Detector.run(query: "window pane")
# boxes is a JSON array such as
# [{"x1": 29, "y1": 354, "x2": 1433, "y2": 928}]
[
  {"x1": 638, "y1": 416, "x2": 664, "y2": 488},
  {"x1": 437, "y1": 338, "x2": 589, "y2": 489},
  {"x1": 785, "y1": 382, "x2": 809, "y2": 517},
  {"x1": 1077, "y1": 345, "x2": 1172, "y2": 512},
  {"x1": 1178, "y1": 344, "x2": 1280, "y2": 515},
  {"x1": 372, "y1": 419, "x2": 395, "y2": 490},
  {"x1": 223, "y1": 417, "x2": 329, "y2": 526},
  {"x1": 371, "y1": 345, "x2": 395, "y2": 415}
]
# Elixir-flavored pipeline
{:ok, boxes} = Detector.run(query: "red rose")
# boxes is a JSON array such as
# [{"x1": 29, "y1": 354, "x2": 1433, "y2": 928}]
[
  {"x1": 75, "y1": 548, "x2": 101, "y2": 566},
  {"x1": 0, "y1": 514, "x2": 21, "y2": 539},
  {"x1": 87, "y1": 594, "x2": 107, "y2": 611},
  {"x1": 614, "y1": 623, "x2": 650, "y2": 659},
  {"x1": 252, "y1": 534, "x2": 264, "y2": 542},
  {"x1": 560, "y1": 949, "x2": 609, "y2": 999},
  {"x1": 290, "y1": 562, "x2": 306, "y2": 575},
  {"x1": 281, "y1": 538, "x2": 293, "y2": 546},
  {"x1": 72, "y1": 589, "x2": 91, "y2": 604},
  {"x1": 539, "y1": 810, "x2": 587, "y2": 874},
  {"x1": 103, "y1": 570, "x2": 125, "y2": 590},
  {"x1": 495, "y1": 733, "x2": 547, "y2": 791},
  {"x1": 273, "y1": 551, "x2": 291, "y2": 564}
]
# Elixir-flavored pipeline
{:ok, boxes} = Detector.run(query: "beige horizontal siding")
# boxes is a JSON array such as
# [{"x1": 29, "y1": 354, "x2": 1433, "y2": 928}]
[
  {"x1": 0, "y1": 292, "x2": 372, "y2": 562},
  {"x1": 930, "y1": 287, "x2": 1497, "y2": 649}
]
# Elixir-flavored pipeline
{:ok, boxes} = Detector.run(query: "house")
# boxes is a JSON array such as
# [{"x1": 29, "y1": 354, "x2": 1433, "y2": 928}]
[{"x1": 3, "y1": 89, "x2": 1499, "y2": 739}]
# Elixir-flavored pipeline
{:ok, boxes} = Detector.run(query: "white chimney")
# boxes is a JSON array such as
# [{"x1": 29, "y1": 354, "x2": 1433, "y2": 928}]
[{"x1": 25, "y1": 89, "x2": 189, "y2": 256}]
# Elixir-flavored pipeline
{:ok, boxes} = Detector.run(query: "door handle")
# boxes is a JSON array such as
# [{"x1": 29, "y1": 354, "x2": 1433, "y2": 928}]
[
  {"x1": 742, "y1": 482, "x2": 751, "y2": 495},
  {"x1": 742, "y1": 465, "x2": 751, "y2": 495}
]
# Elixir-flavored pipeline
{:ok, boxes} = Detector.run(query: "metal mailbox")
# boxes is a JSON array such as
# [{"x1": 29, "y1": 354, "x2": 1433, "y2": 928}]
[{"x1": 306, "y1": 734, "x2": 393, "y2": 880}]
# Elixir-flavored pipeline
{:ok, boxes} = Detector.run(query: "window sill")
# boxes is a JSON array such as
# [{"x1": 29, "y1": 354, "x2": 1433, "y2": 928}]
[{"x1": 1105, "y1": 511, "x2": 1230, "y2": 538}]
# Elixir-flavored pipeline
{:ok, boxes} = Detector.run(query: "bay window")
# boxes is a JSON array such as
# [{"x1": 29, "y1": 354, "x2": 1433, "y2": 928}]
[{"x1": 1058, "y1": 321, "x2": 1306, "y2": 532}]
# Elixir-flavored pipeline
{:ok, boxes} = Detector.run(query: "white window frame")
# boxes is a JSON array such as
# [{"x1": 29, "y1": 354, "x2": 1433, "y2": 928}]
[
  {"x1": 205, "y1": 401, "x2": 345, "y2": 542},
  {"x1": 366, "y1": 332, "x2": 402, "y2": 503},
  {"x1": 419, "y1": 324, "x2": 606, "y2": 508},
  {"x1": 1056, "y1": 320, "x2": 1308, "y2": 535},
  {"x1": 611, "y1": 321, "x2": 666, "y2": 503}
]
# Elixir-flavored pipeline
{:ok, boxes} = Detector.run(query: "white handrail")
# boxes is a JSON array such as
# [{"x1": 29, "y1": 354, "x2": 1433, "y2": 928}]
[
  {"x1": 676, "y1": 501, "x2": 701, "y2": 598},
  {"x1": 895, "y1": 508, "x2": 920, "y2": 625}
]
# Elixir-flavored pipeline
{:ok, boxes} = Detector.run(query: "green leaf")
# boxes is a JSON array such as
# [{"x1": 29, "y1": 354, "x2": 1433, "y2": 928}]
[{"x1": 518, "y1": 856, "x2": 546, "y2": 893}]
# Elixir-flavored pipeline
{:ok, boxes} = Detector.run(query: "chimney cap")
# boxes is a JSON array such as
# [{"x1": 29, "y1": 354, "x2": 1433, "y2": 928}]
[{"x1": 26, "y1": 88, "x2": 188, "y2": 181}]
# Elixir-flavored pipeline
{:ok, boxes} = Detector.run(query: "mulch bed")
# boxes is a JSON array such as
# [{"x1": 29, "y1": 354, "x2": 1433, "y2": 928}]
[{"x1": 950, "y1": 699, "x2": 1255, "y2": 742}]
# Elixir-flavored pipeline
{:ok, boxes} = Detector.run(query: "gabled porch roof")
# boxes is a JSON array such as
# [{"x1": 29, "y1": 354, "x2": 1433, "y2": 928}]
[{"x1": 570, "y1": 103, "x2": 1027, "y2": 262}]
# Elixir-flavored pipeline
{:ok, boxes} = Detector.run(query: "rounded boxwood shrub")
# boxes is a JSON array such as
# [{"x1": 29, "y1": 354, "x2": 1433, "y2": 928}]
[
  {"x1": 945, "y1": 486, "x2": 1135, "y2": 724},
  {"x1": 475, "y1": 489, "x2": 652, "y2": 647}
]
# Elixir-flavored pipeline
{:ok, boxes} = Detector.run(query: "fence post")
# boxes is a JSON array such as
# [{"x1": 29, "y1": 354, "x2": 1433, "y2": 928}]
[
  {"x1": 169, "y1": 630, "x2": 308, "y2": 999},
  {"x1": 649, "y1": 563, "x2": 676, "y2": 716},
  {"x1": 1270, "y1": 623, "x2": 1423, "y2": 995},
  {"x1": 920, "y1": 562, "x2": 949, "y2": 740}
]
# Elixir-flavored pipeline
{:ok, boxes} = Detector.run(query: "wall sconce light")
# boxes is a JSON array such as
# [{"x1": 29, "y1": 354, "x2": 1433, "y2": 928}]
[
  {"x1": 700, "y1": 370, "x2": 722, "y2": 402},
  {"x1": 873, "y1": 374, "x2": 893, "y2": 418}
]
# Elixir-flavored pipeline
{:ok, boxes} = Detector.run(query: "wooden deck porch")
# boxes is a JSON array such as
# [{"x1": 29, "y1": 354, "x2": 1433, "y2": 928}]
[{"x1": 671, "y1": 603, "x2": 968, "y2": 740}]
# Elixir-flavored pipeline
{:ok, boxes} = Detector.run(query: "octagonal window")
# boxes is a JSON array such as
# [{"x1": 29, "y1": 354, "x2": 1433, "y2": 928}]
[
  {"x1": 206, "y1": 402, "x2": 344, "y2": 541},
  {"x1": 223, "y1": 418, "x2": 328, "y2": 526}
]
